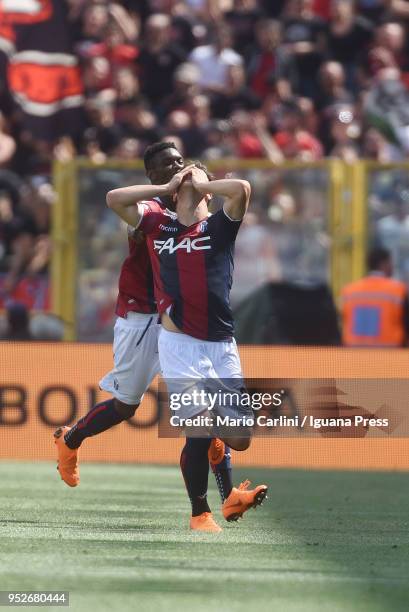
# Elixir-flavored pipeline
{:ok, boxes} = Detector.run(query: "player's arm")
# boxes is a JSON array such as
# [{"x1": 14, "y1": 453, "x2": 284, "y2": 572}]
[
  {"x1": 191, "y1": 169, "x2": 251, "y2": 221},
  {"x1": 106, "y1": 183, "x2": 168, "y2": 227},
  {"x1": 106, "y1": 165, "x2": 196, "y2": 226}
]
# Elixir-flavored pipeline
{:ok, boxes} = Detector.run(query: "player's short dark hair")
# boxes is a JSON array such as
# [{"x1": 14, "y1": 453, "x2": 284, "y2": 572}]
[
  {"x1": 368, "y1": 247, "x2": 391, "y2": 270},
  {"x1": 143, "y1": 141, "x2": 178, "y2": 170}
]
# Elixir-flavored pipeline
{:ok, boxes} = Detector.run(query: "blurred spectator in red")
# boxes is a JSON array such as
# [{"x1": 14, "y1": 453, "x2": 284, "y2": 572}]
[
  {"x1": 81, "y1": 19, "x2": 139, "y2": 68},
  {"x1": 229, "y1": 110, "x2": 265, "y2": 158},
  {"x1": 253, "y1": 113, "x2": 285, "y2": 163},
  {"x1": 313, "y1": 0, "x2": 330, "y2": 19},
  {"x1": 82, "y1": 56, "x2": 113, "y2": 95},
  {"x1": 246, "y1": 20, "x2": 296, "y2": 99},
  {"x1": 274, "y1": 99, "x2": 323, "y2": 160}
]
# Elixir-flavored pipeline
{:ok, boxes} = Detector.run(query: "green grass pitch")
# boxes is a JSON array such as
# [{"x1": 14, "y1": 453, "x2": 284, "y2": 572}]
[{"x1": 0, "y1": 462, "x2": 408, "y2": 612}]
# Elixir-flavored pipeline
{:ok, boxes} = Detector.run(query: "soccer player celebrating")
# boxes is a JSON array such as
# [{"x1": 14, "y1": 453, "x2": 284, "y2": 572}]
[
  {"x1": 107, "y1": 148, "x2": 268, "y2": 532},
  {"x1": 53, "y1": 143, "x2": 243, "y2": 527},
  {"x1": 53, "y1": 225, "x2": 160, "y2": 487}
]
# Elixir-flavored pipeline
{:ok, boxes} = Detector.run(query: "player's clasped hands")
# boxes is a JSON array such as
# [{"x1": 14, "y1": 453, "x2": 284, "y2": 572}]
[
  {"x1": 190, "y1": 166, "x2": 210, "y2": 193},
  {"x1": 164, "y1": 164, "x2": 196, "y2": 195}
]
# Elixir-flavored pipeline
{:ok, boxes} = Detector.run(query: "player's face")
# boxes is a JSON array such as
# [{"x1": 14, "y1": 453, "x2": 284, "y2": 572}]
[{"x1": 147, "y1": 148, "x2": 185, "y2": 185}]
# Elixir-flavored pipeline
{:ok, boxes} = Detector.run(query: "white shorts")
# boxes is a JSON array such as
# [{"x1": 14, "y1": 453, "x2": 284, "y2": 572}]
[
  {"x1": 99, "y1": 312, "x2": 161, "y2": 405},
  {"x1": 158, "y1": 328, "x2": 248, "y2": 421}
]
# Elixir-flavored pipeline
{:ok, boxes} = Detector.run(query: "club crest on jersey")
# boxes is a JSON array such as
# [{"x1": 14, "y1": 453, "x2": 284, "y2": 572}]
[
  {"x1": 199, "y1": 220, "x2": 208, "y2": 232},
  {"x1": 153, "y1": 235, "x2": 211, "y2": 254}
]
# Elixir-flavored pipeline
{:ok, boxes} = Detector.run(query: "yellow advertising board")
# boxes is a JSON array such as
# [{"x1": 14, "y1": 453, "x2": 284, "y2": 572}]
[{"x1": 0, "y1": 343, "x2": 408, "y2": 469}]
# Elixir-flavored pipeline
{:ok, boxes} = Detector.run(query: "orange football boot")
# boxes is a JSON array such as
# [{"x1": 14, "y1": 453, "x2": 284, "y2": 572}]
[
  {"x1": 208, "y1": 438, "x2": 226, "y2": 466},
  {"x1": 54, "y1": 426, "x2": 79, "y2": 487},
  {"x1": 222, "y1": 480, "x2": 268, "y2": 522},
  {"x1": 190, "y1": 512, "x2": 222, "y2": 533}
]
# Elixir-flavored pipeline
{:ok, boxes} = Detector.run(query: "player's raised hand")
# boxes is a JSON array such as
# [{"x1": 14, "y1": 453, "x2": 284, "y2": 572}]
[
  {"x1": 164, "y1": 164, "x2": 196, "y2": 195},
  {"x1": 190, "y1": 166, "x2": 210, "y2": 195}
]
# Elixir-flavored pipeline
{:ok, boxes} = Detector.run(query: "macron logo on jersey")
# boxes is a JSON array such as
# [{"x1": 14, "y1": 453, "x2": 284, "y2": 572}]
[
  {"x1": 153, "y1": 236, "x2": 211, "y2": 254},
  {"x1": 159, "y1": 224, "x2": 178, "y2": 232}
]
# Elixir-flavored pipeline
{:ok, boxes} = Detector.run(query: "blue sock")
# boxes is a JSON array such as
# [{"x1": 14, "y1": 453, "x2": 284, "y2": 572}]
[
  {"x1": 211, "y1": 445, "x2": 233, "y2": 502},
  {"x1": 64, "y1": 399, "x2": 124, "y2": 449},
  {"x1": 180, "y1": 438, "x2": 212, "y2": 516}
]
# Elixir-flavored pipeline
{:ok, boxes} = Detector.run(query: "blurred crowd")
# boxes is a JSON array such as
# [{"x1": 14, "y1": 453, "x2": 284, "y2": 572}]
[{"x1": 2, "y1": 0, "x2": 409, "y2": 336}]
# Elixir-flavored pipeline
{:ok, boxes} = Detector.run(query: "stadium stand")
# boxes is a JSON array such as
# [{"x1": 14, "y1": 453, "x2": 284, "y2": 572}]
[{"x1": 2, "y1": 0, "x2": 409, "y2": 339}]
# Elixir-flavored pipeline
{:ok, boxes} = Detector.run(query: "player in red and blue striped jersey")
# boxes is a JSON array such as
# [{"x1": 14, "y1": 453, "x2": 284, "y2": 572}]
[
  {"x1": 53, "y1": 144, "x2": 239, "y2": 524},
  {"x1": 53, "y1": 145, "x2": 184, "y2": 484},
  {"x1": 107, "y1": 152, "x2": 268, "y2": 532},
  {"x1": 140, "y1": 198, "x2": 239, "y2": 341}
]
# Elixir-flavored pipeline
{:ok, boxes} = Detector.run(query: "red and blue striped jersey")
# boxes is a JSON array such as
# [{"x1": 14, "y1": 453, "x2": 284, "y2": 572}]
[
  {"x1": 139, "y1": 200, "x2": 242, "y2": 341},
  {"x1": 115, "y1": 235, "x2": 157, "y2": 317}
]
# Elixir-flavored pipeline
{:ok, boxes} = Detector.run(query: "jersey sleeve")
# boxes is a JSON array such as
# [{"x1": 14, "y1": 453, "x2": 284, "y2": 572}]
[
  {"x1": 136, "y1": 200, "x2": 164, "y2": 234},
  {"x1": 219, "y1": 206, "x2": 243, "y2": 241}
]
